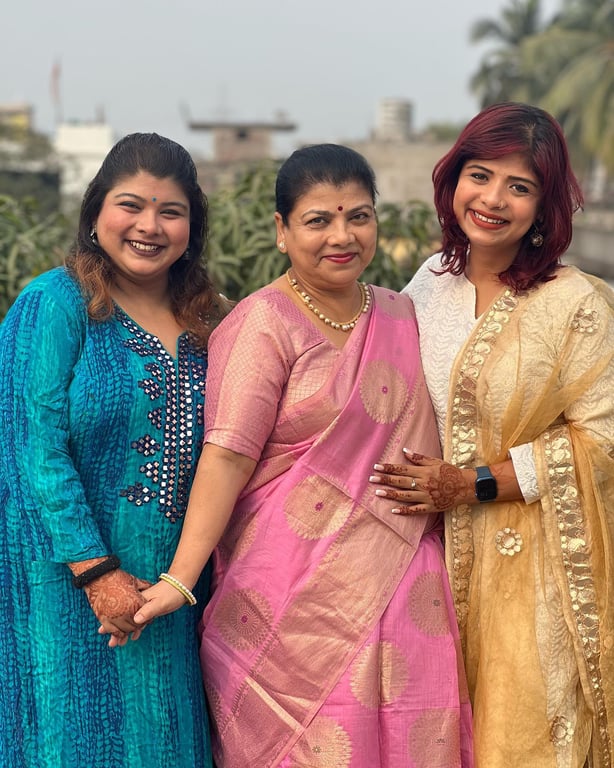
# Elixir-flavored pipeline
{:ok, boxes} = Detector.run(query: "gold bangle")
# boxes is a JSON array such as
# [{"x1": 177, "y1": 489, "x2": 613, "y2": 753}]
[{"x1": 159, "y1": 572, "x2": 197, "y2": 606}]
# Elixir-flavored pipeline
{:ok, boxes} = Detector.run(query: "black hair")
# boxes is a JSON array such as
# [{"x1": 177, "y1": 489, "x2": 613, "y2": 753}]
[{"x1": 276, "y1": 143, "x2": 377, "y2": 222}]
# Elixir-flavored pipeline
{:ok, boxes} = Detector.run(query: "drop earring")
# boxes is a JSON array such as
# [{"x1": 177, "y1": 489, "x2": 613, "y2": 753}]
[
  {"x1": 530, "y1": 225, "x2": 544, "y2": 247},
  {"x1": 90, "y1": 225, "x2": 98, "y2": 245}
]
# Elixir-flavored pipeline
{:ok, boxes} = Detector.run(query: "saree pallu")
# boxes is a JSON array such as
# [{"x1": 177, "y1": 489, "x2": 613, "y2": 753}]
[
  {"x1": 443, "y1": 268, "x2": 614, "y2": 768},
  {"x1": 200, "y1": 286, "x2": 473, "y2": 767}
]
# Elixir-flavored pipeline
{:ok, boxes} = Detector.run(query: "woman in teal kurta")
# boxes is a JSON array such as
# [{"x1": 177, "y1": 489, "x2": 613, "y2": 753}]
[{"x1": 0, "y1": 133, "x2": 224, "y2": 767}]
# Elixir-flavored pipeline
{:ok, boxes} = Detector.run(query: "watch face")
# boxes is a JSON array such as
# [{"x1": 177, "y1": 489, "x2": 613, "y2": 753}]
[{"x1": 476, "y1": 477, "x2": 498, "y2": 502}]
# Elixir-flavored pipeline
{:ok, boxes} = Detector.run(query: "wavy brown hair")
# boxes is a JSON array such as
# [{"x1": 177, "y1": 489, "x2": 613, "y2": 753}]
[
  {"x1": 433, "y1": 103, "x2": 584, "y2": 291},
  {"x1": 65, "y1": 132, "x2": 226, "y2": 347}
]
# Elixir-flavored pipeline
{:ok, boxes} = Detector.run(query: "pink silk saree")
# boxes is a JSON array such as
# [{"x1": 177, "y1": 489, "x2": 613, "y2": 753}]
[{"x1": 200, "y1": 285, "x2": 473, "y2": 768}]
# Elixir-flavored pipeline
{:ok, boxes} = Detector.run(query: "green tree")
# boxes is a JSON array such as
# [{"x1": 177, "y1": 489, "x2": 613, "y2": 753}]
[
  {"x1": 0, "y1": 128, "x2": 61, "y2": 216},
  {"x1": 470, "y1": 0, "x2": 545, "y2": 106},
  {"x1": 206, "y1": 163, "x2": 437, "y2": 300},
  {"x1": 373, "y1": 201, "x2": 440, "y2": 287},
  {"x1": 0, "y1": 195, "x2": 69, "y2": 319},
  {"x1": 523, "y1": 0, "x2": 614, "y2": 173},
  {"x1": 470, "y1": 0, "x2": 614, "y2": 180},
  {"x1": 206, "y1": 161, "x2": 281, "y2": 300}
]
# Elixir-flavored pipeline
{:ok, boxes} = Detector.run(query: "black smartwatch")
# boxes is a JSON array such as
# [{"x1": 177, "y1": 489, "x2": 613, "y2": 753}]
[{"x1": 475, "y1": 466, "x2": 498, "y2": 503}]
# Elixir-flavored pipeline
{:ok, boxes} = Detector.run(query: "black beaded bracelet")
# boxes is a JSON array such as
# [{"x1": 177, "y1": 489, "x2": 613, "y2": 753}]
[{"x1": 72, "y1": 555, "x2": 121, "y2": 589}]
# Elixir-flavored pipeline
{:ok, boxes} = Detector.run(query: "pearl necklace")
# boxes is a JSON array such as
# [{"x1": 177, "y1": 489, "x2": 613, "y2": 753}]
[{"x1": 286, "y1": 270, "x2": 371, "y2": 332}]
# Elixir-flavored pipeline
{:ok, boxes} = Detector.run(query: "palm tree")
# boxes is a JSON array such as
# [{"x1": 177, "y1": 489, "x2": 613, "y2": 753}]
[
  {"x1": 470, "y1": 0, "x2": 545, "y2": 106},
  {"x1": 523, "y1": 0, "x2": 614, "y2": 174}
]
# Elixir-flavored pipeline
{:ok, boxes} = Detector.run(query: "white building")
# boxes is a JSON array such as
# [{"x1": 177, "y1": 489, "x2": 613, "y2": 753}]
[
  {"x1": 373, "y1": 99, "x2": 414, "y2": 143},
  {"x1": 53, "y1": 122, "x2": 114, "y2": 202}
]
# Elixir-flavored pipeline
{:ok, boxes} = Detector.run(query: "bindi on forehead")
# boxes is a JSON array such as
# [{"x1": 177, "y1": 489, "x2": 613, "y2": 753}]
[
  {"x1": 337, "y1": 205, "x2": 343, "y2": 211},
  {"x1": 152, "y1": 197, "x2": 157, "y2": 202}
]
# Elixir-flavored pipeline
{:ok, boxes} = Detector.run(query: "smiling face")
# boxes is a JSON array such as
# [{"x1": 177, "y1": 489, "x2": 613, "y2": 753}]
[
  {"x1": 452, "y1": 153, "x2": 541, "y2": 266},
  {"x1": 275, "y1": 180, "x2": 377, "y2": 293},
  {"x1": 94, "y1": 171, "x2": 190, "y2": 289}
]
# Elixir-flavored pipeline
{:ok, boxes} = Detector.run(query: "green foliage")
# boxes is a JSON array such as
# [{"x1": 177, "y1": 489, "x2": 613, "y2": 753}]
[
  {"x1": 206, "y1": 161, "x2": 280, "y2": 301},
  {"x1": 0, "y1": 195, "x2": 69, "y2": 319},
  {"x1": 206, "y1": 163, "x2": 438, "y2": 300},
  {"x1": 0, "y1": 169, "x2": 61, "y2": 218},
  {"x1": 470, "y1": 0, "x2": 614, "y2": 176},
  {"x1": 470, "y1": 0, "x2": 545, "y2": 106},
  {"x1": 0, "y1": 128, "x2": 62, "y2": 217},
  {"x1": 535, "y1": 0, "x2": 614, "y2": 173}
]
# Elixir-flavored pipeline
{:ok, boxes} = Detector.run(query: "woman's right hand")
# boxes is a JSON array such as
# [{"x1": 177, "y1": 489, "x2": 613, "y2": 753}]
[{"x1": 133, "y1": 580, "x2": 190, "y2": 626}]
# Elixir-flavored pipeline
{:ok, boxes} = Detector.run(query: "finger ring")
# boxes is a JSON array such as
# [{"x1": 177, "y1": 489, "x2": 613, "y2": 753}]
[{"x1": 410, "y1": 478, "x2": 417, "y2": 490}]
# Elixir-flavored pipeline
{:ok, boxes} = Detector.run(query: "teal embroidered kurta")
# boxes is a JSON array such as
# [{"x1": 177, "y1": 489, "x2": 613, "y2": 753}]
[{"x1": 0, "y1": 267, "x2": 212, "y2": 768}]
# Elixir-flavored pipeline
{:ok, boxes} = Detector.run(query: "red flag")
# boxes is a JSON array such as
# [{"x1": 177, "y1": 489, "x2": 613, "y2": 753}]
[{"x1": 50, "y1": 59, "x2": 61, "y2": 105}]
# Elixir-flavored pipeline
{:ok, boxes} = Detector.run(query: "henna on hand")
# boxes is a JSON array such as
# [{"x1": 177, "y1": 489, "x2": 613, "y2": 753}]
[
  {"x1": 376, "y1": 463, "x2": 411, "y2": 477},
  {"x1": 425, "y1": 463, "x2": 471, "y2": 511},
  {"x1": 84, "y1": 569, "x2": 151, "y2": 628}
]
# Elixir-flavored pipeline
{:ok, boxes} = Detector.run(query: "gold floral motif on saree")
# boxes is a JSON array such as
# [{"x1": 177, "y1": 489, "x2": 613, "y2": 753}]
[
  {"x1": 349, "y1": 641, "x2": 409, "y2": 708},
  {"x1": 359, "y1": 359, "x2": 409, "y2": 424},
  {"x1": 408, "y1": 571, "x2": 453, "y2": 636},
  {"x1": 408, "y1": 708, "x2": 462, "y2": 768},
  {"x1": 284, "y1": 475, "x2": 353, "y2": 539},
  {"x1": 213, "y1": 588, "x2": 274, "y2": 651},
  {"x1": 287, "y1": 714, "x2": 352, "y2": 768}
]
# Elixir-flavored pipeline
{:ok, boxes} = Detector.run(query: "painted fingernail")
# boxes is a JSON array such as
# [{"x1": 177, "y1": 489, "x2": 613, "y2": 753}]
[
  {"x1": 373, "y1": 464, "x2": 384, "y2": 471},
  {"x1": 375, "y1": 489, "x2": 387, "y2": 497},
  {"x1": 369, "y1": 475, "x2": 381, "y2": 482}
]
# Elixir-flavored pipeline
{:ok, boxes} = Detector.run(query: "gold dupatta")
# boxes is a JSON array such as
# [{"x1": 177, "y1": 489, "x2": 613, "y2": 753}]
[{"x1": 444, "y1": 268, "x2": 614, "y2": 767}]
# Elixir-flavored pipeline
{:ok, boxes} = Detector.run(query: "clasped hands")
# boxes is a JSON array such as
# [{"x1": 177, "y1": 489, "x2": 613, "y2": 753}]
[
  {"x1": 369, "y1": 449, "x2": 474, "y2": 514},
  {"x1": 96, "y1": 575, "x2": 191, "y2": 647},
  {"x1": 98, "y1": 451, "x2": 473, "y2": 647}
]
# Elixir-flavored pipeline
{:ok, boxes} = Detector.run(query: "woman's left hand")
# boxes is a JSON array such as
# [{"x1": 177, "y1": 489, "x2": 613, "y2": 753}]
[
  {"x1": 369, "y1": 449, "x2": 474, "y2": 514},
  {"x1": 86, "y1": 569, "x2": 152, "y2": 647}
]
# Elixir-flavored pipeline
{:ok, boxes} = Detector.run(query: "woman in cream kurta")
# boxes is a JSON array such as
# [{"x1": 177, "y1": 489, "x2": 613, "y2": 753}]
[
  {"x1": 371, "y1": 103, "x2": 614, "y2": 767},
  {"x1": 407, "y1": 255, "x2": 614, "y2": 767}
]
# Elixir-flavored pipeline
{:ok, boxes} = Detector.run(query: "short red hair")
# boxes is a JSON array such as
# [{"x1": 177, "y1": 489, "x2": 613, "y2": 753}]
[{"x1": 433, "y1": 102, "x2": 584, "y2": 291}]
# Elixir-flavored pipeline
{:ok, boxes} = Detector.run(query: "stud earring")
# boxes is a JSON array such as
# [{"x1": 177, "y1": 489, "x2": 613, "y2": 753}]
[
  {"x1": 530, "y1": 226, "x2": 544, "y2": 247},
  {"x1": 278, "y1": 241, "x2": 286, "y2": 252}
]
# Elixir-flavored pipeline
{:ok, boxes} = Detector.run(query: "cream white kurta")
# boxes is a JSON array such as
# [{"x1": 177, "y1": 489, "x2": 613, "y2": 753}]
[{"x1": 404, "y1": 254, "x2": 539, "y2": 502}]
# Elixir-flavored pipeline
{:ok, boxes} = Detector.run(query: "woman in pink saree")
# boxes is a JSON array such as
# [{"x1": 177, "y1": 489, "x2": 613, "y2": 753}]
[{"x1": 135, "y1": 144, "x2": 473, "y2": 767}]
